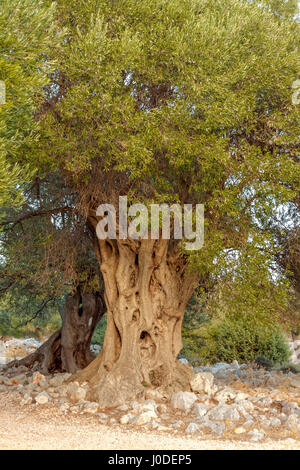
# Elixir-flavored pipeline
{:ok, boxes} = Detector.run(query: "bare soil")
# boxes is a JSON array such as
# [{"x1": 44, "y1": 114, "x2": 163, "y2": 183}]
[{"x1": 0, "y1": 393, "x2": 298, "y2": 450}]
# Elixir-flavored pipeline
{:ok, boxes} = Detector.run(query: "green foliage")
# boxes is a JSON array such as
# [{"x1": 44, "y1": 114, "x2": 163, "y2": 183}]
[
  {"x1": 32, "y1": 0, "x2": 300, "y2": 288},
  {"x1": 277, "y1": 362, "x2": 300, "y2": 374},
  {"x1": 0, "y1": 0, "x2": 61, "y2": 207},
  {"x1": 182, "y1": 293, "x2": 212, "y2": 365},
  {"x1": 257, "y1": 0, "x2": 299, "y2": 19},
  {"x1": 0, "y1": 155, "x2": 32, "y2": 209},
  {"x1": 196, "y1": 317, "x2": 291, "y2": 365},
  {"x1": 0, "y1": 291, "x2": 62, "y2": 338},
  {"x1": 204, "y1": 247, "x2": 290, "y2": 322},
  {"x1": 91, "y1": 313, "x2": 107, "y2": 344},
  {"x1": 182, "y1": 256, "x2": 291, "y2": 365}
]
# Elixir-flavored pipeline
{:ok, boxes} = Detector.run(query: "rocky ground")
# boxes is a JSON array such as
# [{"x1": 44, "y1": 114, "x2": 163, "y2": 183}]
[{"x1": 0, "y1": 360, "x2": 299, "y2": 450}]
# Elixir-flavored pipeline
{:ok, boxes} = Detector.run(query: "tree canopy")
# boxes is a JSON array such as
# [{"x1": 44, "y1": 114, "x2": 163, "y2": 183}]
[
  {"x1": 0, "y1": 0, "x2": 60, "y2": 207},
  {"x1": 1, "y1": 0, "x2": 299, "y2": 405}
]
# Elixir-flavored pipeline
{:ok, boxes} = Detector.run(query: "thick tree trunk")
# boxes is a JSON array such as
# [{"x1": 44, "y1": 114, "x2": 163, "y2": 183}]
[
  {"x1": 74, "y1": 238, "x2": 198, "y2": 407},
  {"x1": 4, "y1": 291, "x2": 105, "y2": 374}
]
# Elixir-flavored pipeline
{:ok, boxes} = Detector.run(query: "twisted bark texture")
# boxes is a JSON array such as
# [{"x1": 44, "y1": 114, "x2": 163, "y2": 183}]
[
  {"x1": 5, "y1": 291, "x2": 105, "y2": 374},
  {"x1": 75, "y1": 237, "x2": 198, "y2": 407}
]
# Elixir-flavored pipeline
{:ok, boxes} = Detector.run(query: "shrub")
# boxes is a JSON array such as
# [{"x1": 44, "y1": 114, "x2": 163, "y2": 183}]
[
  {"x1": 91, "y1": 314, "x2": 107, "y2": 345},
  {"x1": 199, "y1": 317, "x2": 291, "y2": 365},
  {"x1": 181, "y1": 294, "x2": 211, "y2": 366}
]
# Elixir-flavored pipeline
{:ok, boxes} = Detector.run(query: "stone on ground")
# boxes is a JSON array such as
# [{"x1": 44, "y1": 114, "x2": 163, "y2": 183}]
[
  {"x1": 35, "y1": 392, "x2": 49, "y2": 405},
  {"x1": 185, "y1": 422, "x2": 199, "y2": 434},
  {"x1": 67, "y1": 382, "x2": 87, "y2": 403},
  {"x1": 190, "y1": 372, "x2": 215, "y2": 395},
  {"x1": 170, "y1": 391, "x2": 198, "y2": 412}
]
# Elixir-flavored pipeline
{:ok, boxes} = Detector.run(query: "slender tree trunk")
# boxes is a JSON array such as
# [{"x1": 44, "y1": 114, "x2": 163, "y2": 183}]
[
  {"x1": 35, "y1": 327, "x2": 45, "y2": 343},
  {"x1": 5, "y1": 291, "x2": 105, "y2": 374},
  {"x1": 75, "y1": 238, "x2": 198, "y2": 407}
]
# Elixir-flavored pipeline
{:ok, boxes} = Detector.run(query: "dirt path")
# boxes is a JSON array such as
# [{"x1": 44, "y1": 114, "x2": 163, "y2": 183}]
[{"x1": 0, "y1": 393, "x2": 299, "y2": 450}]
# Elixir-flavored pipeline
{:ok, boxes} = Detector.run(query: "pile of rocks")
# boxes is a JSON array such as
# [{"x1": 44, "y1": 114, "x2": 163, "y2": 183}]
[
  {"x1": 0, "y1": 359, "x2": 299, "y2": 443},
  {"x1": 194, "y1": 361, "x2": 300, "y2": 388},
  {"x1": 0, "y1": 337, "x2": 41, "y2": 363},
  {"x1": 0, "y1": 337, "x2": 103, "y2": 366},
  {"x1": 287, "y1": 340, "x2": 300, "y2": 365}
]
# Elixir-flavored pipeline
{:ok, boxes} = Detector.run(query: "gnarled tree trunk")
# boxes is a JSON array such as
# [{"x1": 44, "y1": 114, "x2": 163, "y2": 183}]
[
  {"x1": 5, "y1": 291, "x2": 105, "y2": 374},
  {"x1": 74, "y1": 238, "x2": 198, "y2": 407}
]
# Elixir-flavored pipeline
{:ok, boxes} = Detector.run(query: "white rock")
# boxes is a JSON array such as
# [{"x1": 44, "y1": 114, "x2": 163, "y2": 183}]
[
  {"x1": 185, "y1": 423, "x2": 199, "y2": 434},
  {"x1": 203, "y1": 420, "x2": 225, "y2": 436},
  {"x1": 130, "y1": 401, "x2": 140, "y2": 411},
  {"x1": 49, "y1": 373, "x2": 71, "y2": 387},
  {"x1": 83, "y1": 402, "x2": 99, "y2": 414},
  {"x1": 192, "y1": 402, "x2": 210, "y2": 417},
  {"x1": 38, "y1": 379, "x2": 48, "y2": 389},
  {"x1": 255, "y1": 396, "x2": 273, "y2": 406},
  {"x1": 67, "y1": 383, "x2": 87, "y2": 403},
  {"x1": 145, "y1": 389, "x2": 165, "y2": 401},
  {"x1": 90, "y1": 344, "x2": 101, "y2": 355},
  {"x1": 170, "y1": 420, "x2": 183, "y2": 428},
  {"x1": 35, "y1": 392, "x2": 49, "y2": 405},
  {"x1": 282, "y1": 401, "x2": 299, "y2": 415},
  {"x1": 70, "y1": 406, "x2": 80, "y2": 413},
  {"x1": 3, "y1": 338, "x2": 40, "y2": 359},
  {"x1": 117, "y1": 404, "x2": 129, "y2": 412},
  {"x1": 235, "y1": 406, "x2": 252, "y2": 421},
  {"x1": 215, "y1": 388, "x2": 236, "y2": 404},
  {"x1": 249, "y1": 429, "x2": 265, "y2": 442},
  {"x1": 179, "y1": 358, "x2": 189, "y2": 365},
  {"x1": 290, "y1": 375, "x2": 300, "y2": 388},
  {"x1": 56, "y1": 385, "x2": 68, "y2": 397},
  {"x1": 211, "y1": 363, "x2": 231, "y2": 375},
  {"x1": 21, "y1": 394, "x2": 32, "y2": 405},
  {"x1": 190, "y1": 372, "x2": 215, "y2": 395},
  {"x1": 235, "y1": 392, "x2": 249, "y2": 401},
  {"x1": 234, "y1": 426, "x2": 246, "y2": 434},
  {"x1": 0, "y1": 376, "x2": 11, "y2": 386},
  {"x1": 137, "y1": 400, "x2": 157, "y2": 413},
  {"x1": 285, "y1": 414, "x2": 300, "y2": 432},
  {"x1": 234, "y1": 399, "x2": 254, "y2": 411},
  {"x1": 59, "y1": 404, "x2": 69, "y2": 412},
  {"x1": 260, "y1": 418, "x2": 271, "y2": 429},
  {"x1": 170, "y1": 392, "x2": 198, "y2": 412},
  {"x1": 244, "y1": 419, "x2": 254, "y2": 428},
  {"x1": 157, "y1": 404, "x2": 168, "y2": 414},
  {"x1": 32, "y1": 372, "x2": 46, "y2": 385},
  {"x1": 148, "y1": 421, "x2": 159, "y2": 430},
  {"x1": 269, "y1": 417, "x2": 281, "y2": 427},
  {"x1": 207, "y1": 404, "x2": 240, "y2": 421},
  {"x1": 132, "y1": 410, "x2": 158, "y2": 425},
  {"x1": 120, "y1": 413, "x2": 133, "y2": 424}
]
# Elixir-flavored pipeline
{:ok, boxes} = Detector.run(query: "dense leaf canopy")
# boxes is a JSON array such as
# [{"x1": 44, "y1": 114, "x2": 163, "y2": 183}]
[
  {"x1": 1, "y1": 0, "x2": 300, "y2": 334},
  {"x1": 29, "y1": 0, "x2": 299, "y2": 277}
]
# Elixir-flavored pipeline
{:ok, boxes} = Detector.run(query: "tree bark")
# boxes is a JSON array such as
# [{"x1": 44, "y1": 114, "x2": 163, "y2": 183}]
[
  {"x1": 74, "y1": 238, "x2": 198, "y2": 407},
  {"x1": 4, "y1": 291, "x2": 105, "y2": 374}
]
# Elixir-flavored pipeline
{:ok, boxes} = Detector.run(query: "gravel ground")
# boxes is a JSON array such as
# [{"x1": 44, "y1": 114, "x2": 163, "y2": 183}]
[{"x1": 0, "y1": 393, "x2": 299, "y2": 450}]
